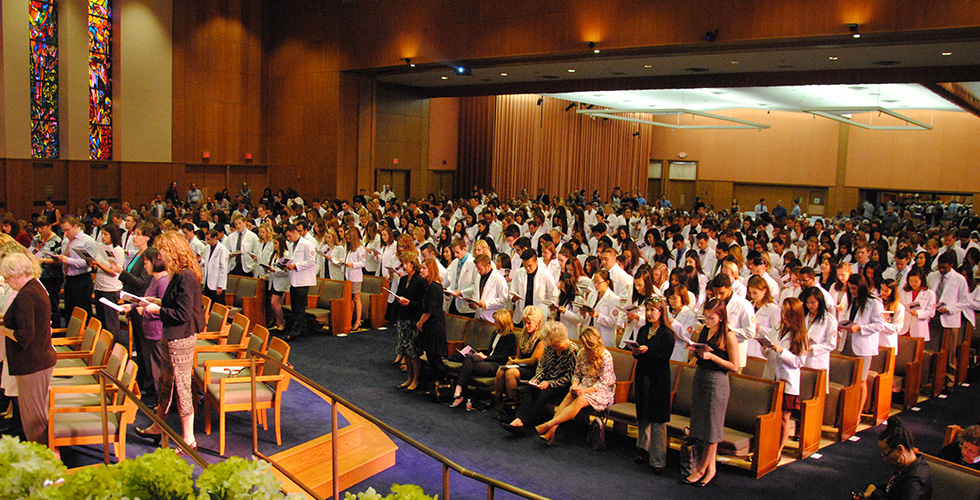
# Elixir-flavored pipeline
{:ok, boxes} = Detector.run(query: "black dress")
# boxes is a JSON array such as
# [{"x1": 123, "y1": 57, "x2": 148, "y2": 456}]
[
  {"x1": 394, "y1": 271, "x2": 426, "y2": 357},
  {"x1": 634, "y1": 324, "x2": 675, "y2": 424},
  {"x1": 689, "y1": 326, "x2": 731, "y2": 443},
  {"x1": 420, "y1": 280, "x2": 447, "y2": 379}
]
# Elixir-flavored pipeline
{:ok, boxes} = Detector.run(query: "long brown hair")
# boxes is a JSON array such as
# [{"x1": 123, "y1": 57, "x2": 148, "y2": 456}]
[
  {"x1": 578, "y1": 326, "x2": 607, "y2": 376},
  {"x1": 421, "y1": 258, "x2": 441, "y2": 284},
  {"x1": 779, "y1": 297, "x2": 809, "y2": 357},
  {"x1": 155, "y1": 230, "x2": 202, "y2": 281},
  {"x1": 702, "y1": 298, "x2": 729, "y2": 349}
]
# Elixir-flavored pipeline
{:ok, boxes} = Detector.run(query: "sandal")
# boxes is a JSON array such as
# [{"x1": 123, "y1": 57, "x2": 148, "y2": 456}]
[
  {"x1": 174, "y1": 440, "x2": 197, "y2": 456},
  {"x1": 449, "y1": 396, "x2": 465, "y2": 408}
]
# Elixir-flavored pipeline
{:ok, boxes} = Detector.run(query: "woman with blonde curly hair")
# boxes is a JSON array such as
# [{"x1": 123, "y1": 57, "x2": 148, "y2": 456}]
[
  {"x1": 136, "y1": 230, "x2": 204, "y2": 453},
  {"x1": 532, "y1": 326, "x2": 615, "y2": 445}
]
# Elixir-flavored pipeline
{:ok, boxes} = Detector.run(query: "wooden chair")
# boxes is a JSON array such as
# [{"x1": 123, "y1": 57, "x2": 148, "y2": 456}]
[
  {"x1": 721, "y1": 373, "x2": 784, "y2": 478},
  {"x1": 202, "y1": 295, "x2": 213, "y2": 317},
  {"x1": 52, "y1": 343, "x2": 127, "y2": 389},
  {"x1": 824, "y1": 354, "x2": 863, "y2": 442},
  {"x1": 866, "y1": 346, "x2": 896, "y2": 425},
  {"x1": 796, "y1": 367, "x2": 826, "y2": 459},
  {"x1": 51, "y1": 318, "x2": 102, "y2": 355},
  {"x1": 55, "y1": 329, "x2": 113, "y2": 370},
  {"x1": 196, "y1": 302, "x2": 231, "y2": 346},
  {"x1": 305, "y1": 279, "x2": 353, "y2": 335},
  {"x1": 224, "y1": 275, "x2": 242, "y2": 307},
  {"x1": 51, "y1": 308, "x2": 87, "y2": 351},
  {"x1": 895, "y1": 336, "x2": 924, "y2": 409},
  {"x1": 48, "y1": 360, "x2": 139, "y2": 461},
  {"x1": 202, "y1": 337, "x2": 292, "y2": 456},
  {"x1": 192, "y1": 326, "x2": 270, "y2": 397},
  {"x1": 443, "y1": 314, "x2": 473, "y2": 357},
  {"x1": 198, "y1": 313, "x2": 250, "y2": 350},
  {"x1": 226, "y1": 276, "x2": 266, "y2": 327}
]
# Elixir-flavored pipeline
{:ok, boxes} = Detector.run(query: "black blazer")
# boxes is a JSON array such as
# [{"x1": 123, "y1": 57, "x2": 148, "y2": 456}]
[
  {"x1": 160, "y1": 267, "x2": 205, "y2": 340},
  {"x1": 119, "y1": 253, "x2": 151, "y2": 295},
  {"x1": 395, "y1": 272, "x2": 427, "y2": 322},
  {"x1": 870, "y1": 454, "x2": 932, "y2": 500},
  {"x1": 485, "y1": 332, "x2": 518, "y2": 365},
  {"x1": 633, "y1": 323, "x2": 675, "y2": 423}
]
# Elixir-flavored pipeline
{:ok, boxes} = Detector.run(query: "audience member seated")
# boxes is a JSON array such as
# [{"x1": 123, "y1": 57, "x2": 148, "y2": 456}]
[
  {"x1": 938, "y1": 424, "x2": 980, "y2": 471},
  {"x1": 448, "y1": 309, "x2": 517, "y2": 408},
  {"x1": 501, "y1": 320, "x2": 578, "y2": 434},
  {"x1": 493, "y1": 306, "x2": 545, "y2": 420},
  {"x1": 533, "y1": 326, "x2": 615, "y2": 445},
  {"x1": 858, "y1": 416, "x2": 932, "y2": 500}
]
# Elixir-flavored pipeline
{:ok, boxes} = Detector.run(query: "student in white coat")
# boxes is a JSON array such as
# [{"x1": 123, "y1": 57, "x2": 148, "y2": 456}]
[
  {"x1": 552, "y1": 272, "x2": 588, "y2": 341},
  {"x1": 666, "y1": 284, "x2": 699, "y2": 362},
  {"x1": 898, "y1": 268, "x2": 935, "y2": 340},
  {"x1": 470, "y1": 254, "x2": 509, "y2": 323},
  {"x1": 203, "y1": 229, "x2": 229, "y2": 305},
  {"x1": 576, "y1": 269, "x2": 622, "y2": 347},
  {"x1": 759, "y1": 297, "x2": 809, "y2": 458},
  {"x1": 284, "y1": 223, "x2": 318, "y2": 341},
  {"x1": 600, "y1": 247, "x2": 633, "y2": 304},
  {"x1": 841, "y1": 274, "x2": 886, "y2": 416},
  {"x1": 878, "y1": 279, "x2": 906, "y2": 349},
  {"x1": 344, "y1": 227, "x2": 367, "y2": 333},
  {"x1": 746, "y1": 275, "x2": 781, "y2": 360},
  {"x1": 444, "y1": 238, "x2": 478, "y2": 317},
  {"x1": 799, "y1": 287, "x2": 838, "y2": 385},
  {"x1": 617, "y1": 269, "x2": 652, "y2": 348},
  {"x1": 509, "y1": 250, "x2": 559, "y2": 326},
  {"x1": 709, "y1": 274, "x2": 757, "y2": 370},
  {"x1": 928, "y1": 251, "x2": 971, "y2": 375},
  {"x1": 226, "y1": 214, "x2": 259, "y2": 276}
]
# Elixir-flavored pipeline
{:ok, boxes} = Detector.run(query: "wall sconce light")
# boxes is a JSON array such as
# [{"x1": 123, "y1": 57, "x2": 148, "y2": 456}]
[
  {"x1": 705, "y1": 29, "x2": 718, "y2": 42},
  {"x1": 586, "y1": 41, "x2": 599, "y2": 54},
  {"x1": 404, "y1": 57, "x2": 415, "y2": 67},
  {"x1": 565, "y1": 102, "x2": 577, "y2": 112},
  {"x1": 537, "y1": 97, "x2": 544, "y2": 106},
  {"x1": 846, "y1": 23, "x2": 861, "y2": 38}
]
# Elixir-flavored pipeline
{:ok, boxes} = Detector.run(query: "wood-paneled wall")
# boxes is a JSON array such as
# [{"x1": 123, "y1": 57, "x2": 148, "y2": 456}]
[{"x1": 172, "y1": 0, "x2": 264, "y2": 166}]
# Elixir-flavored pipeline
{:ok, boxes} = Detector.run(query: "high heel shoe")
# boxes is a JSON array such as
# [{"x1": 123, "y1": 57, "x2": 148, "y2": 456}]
[
  {"x1": 538, "y1": 430, "x2": 556, "y2": 446},
  {"x1": 449, "y1": 396, "x2": 465, "y2": 408},
  {"x1": 174, "y1": 440, "x2": 197, "y2": 456},
  {"x1": 680, "y1": 473, "x2": 705, "y2": 485},
  {"x1": 134, "y1": 426, "x2": 162, "y2": 445},
  {"x1": 695, "y1": 473, "x2": 715, "y2": 487}
]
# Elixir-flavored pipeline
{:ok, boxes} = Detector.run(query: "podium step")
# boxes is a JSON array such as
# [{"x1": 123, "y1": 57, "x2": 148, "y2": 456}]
[{"x1": 269, "y1": 407, "x2": 397, "y2": 498}]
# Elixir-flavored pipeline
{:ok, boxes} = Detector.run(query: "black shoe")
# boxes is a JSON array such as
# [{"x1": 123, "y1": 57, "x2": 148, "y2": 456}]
[
  {"x1": 680, "y1": 474, "x2": 704, "y2": 485},
  {"x1": 634, "y1": 449, "x2": 650, "y2": 464},
  {"x1": 134, "y1": 426, "x2": 162, "y2": 445},
  {"x1": 282, "y1": 333, "x2": 301, "y2": 342},
  {"x1": 501, "y1": 422, "x2": 525, "y2": 435}
]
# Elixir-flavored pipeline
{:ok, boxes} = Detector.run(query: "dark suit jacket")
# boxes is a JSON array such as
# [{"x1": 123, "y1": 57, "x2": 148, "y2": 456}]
[
  {"x1": 869, "y1": 454, "x2": 932, "y2": 500},
  {"x1": 634, "y1": 323, "x2": 675, "y2": 423},
  {"x1": 485, "y1": 332, "x2": 518, "y2": 365},
  {"x1": 395, "y1": 272, "x2": 427, "y2": 322},
  {"x1": 120, "y1": 252, "x2": 151, "y2": 295},
  {"x1": 160, "y1": 267, "x2": 205, "y2": 340},
  {"x1": 5, "y1": 279, "x2": 57, "y2": 375}
]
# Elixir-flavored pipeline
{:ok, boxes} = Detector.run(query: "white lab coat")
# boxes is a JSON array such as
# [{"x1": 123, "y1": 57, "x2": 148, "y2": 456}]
[
  {"x1": 472, "y1": 270, "x2": 509, "y2": 323},
  {"x1": 898, "y1": 288, "x2": 935, "y2": 340},
  {"x1": 509, "y1": 268, "x2": 559, "y2": 324},
  {"x1": 842, "y1": 298, "x2": 886, "y2": 357},
  {"x1": 203, "y1": 243, "x2": 229, "y2": 292},
  {"x1": 803, "y1": 311, "x2": 839, "y2": 371}
]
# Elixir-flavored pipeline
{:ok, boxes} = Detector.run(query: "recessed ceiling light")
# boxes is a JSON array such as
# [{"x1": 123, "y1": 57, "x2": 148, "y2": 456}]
[
  {"x1": 942, "y1": 52, "x2": 953, "y2": 56},
  {"x1": 644, "y1": 64, "x2": 653, "y2": 68},
  {"x1": 828, "y1": 56, "x2": 839, "y2": 61},
  {"x1": 568, "y1": 69, "x2": 576, "y2": 73},
  {"x1": 500, "y1": 73, "x2": 508, "y2": 76},
  {"x1": 730, "y1": 60, "x2": 739, "y2": 65},
  {"x1": 593, "y1": 49, "x2": 600, "y2": 54},
  {"x1": 441, "y1": 76, "x2": 448, "y2": 80}
]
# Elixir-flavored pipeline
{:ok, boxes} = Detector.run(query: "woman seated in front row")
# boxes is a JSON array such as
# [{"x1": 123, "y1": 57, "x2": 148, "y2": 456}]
[
  {"x1": 501, "y1": 320, "x2": 579, "y2": 435},
  {"x1": 448, "y1": 309, "x2": 518, "y2": 408},
  {"x1": 534, "y1": 326, "x2": 616, "y2": 445},
  {"x1": 493, "y1": 306, "x2": 545, "y2": 418}
]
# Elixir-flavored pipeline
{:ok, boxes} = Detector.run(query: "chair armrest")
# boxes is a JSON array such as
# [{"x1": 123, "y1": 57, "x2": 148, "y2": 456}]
[
  {"x1": 51, "y1": 327, "x2": 69, "y2": 334},
  {"x1": 56, "y1": 351, "x2": 93, "y2": 359},
  {"x1": 52, "y1": 365, "x2": 107, "y2": 377},
  {"x1": 50, "y1": 404, "x2": 128, "y2": 415},
  {"x1": 614, "y1": 381, "x2": 631, "y2": 404},
  {"x1": 225, "y1": 293, "x2": 236, "y2": 306},
  {"x1": 51, "y1": 337, "x2": 84, "y2": 346},
  {"x1": 196, "y1": 331, "x2": 227, "y2": 340}
]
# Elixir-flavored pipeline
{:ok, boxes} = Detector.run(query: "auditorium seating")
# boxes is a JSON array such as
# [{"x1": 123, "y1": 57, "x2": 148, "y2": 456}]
[
  {"x1": 225, "y1": 275, "x2": 266, "y2": 328},
  {"x1": 51, "y1": 317, "x2": 102, "y2": 355},
  {"x1": 51, "y1": 308, "x2": 87, "y2": 349},
  {"x1": 866, "y1": 346, "x2": 896, "y2": 425},
  {"x1": 359, "y1": 275, "x2": 390, "y2": 329},
  {"x1": 796, "y1": 367, "x2": 826, "y2": 459},
  {"x1": 55, "y1": 329, "x2": 113, "y2": 370},
  {"x1": 923, "y1": 454, "x2": 980, "y2": 500},
  {"x1": 955, "y1": 319, "x2": 973, "y2": 386},
  {"x1": 895, "y1": 336, "x2": 924, "y2": 409},
  {"x1": 824, "y1": 354, "x2": 863, "y2": 442},
  {"x1": 921, "y1": 329, "x2": 951, "y2": 397}
]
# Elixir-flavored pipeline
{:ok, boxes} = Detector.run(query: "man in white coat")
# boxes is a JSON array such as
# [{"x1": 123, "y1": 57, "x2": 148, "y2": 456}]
[
  {"x1": 509, "y1": 250, "x2": 559, "y2": 326},
  {"x1": 444, "y1": 238, "x2": 478, "y2": 317},
  {"x1": 928, "y1": 251, "x2": 971, "y2": 375},
  {"x1": 284, "y1": 224, "x2": 318, "y2": 341},
  {"x1": 226, "y1": 214, "x2": 260, "y2": 277},
  {"x1": 470, "y1": 254, "x2": 509, "y2": 322},
  {"x1": 709, "y1": 274, "x2": 757, "y2": 370},
  {"x1": 599, "y1": 247, "x2": 633, "y2": 302},
  {"x1": 203, "y1": 229, "x2": 229, "y2": 305}
]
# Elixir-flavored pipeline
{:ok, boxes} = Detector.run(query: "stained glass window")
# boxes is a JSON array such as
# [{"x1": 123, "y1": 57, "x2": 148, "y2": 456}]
[
  {"x1": 30, "y1": 0, "x2": 58, "y2": 159},
  {"x1": 88, "y1": 0, "x2": 111, "y2": 160}
]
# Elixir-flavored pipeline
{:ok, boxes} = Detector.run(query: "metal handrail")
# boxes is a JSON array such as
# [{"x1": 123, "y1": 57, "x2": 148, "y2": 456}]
[
  {"x1": 246, "y1": 351, "x2": 550, "y2": 500},
  {"x1": 95, "y1": 369, "x2": 208, "y2": 469}
]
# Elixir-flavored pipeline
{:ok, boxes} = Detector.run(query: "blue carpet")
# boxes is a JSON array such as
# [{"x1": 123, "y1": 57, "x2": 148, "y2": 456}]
[{"x1": 59, "y1": 327, "x2": 980, "y2": 499}]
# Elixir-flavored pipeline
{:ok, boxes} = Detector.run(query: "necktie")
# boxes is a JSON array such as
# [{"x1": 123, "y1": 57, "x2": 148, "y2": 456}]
[
  {"x1": 62, "y1": 236, "x2": 71, "y2": 275},
  {"x1": 936, "y1": 273, "x2": 947, "y2": 300},
  {"x1": 236, "y1": 232, "x2": 243, "y2": 268}
]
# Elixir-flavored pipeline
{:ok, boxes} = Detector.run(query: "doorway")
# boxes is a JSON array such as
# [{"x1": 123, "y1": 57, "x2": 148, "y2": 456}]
[{"x1": 376, "y1": 169, "x2": 411, "y2": 201}]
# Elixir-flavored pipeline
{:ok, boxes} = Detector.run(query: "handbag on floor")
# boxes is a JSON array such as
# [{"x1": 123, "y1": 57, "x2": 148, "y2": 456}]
[
  {"x1": 679, "y1": 435, "x2": 702, "y2": 476},
  {"x1": 587, "y1": 409, "x2": 610, "y2": 451}
]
